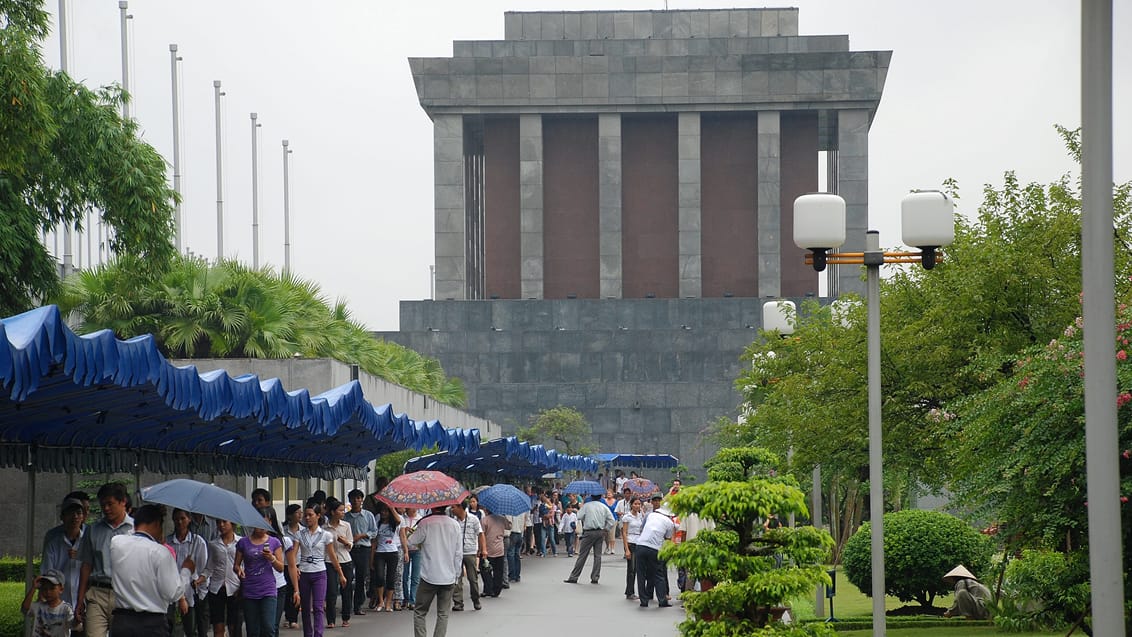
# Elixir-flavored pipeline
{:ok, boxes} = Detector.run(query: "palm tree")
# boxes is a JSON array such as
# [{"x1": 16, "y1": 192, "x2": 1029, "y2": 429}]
[{"x1": 54, "y1": 255, "x2": 466, "y2": 406}]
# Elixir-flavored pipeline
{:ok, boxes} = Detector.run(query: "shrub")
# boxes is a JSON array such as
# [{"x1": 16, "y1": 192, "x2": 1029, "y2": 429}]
[
  {"x1": 0, "y1": 557, "x2": 39, "y2": 583},
  {"x1": 992, "y1": 549, "x2": 1090, "y2": 632},
  {"x1": 662, "y1": 446, "x2": 834, "y2": 637},
  {"x1": 842, "y1": 509, "x2": 993, "y2": 608}
]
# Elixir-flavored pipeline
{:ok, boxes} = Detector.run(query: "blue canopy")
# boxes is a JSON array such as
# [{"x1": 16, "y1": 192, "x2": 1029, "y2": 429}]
[
  {"x1": 0, "y1": 306, "x2": 480, "y2": 480},
  {"x1": 591, "y1": 453, "x2": 680, "y2": 469},
  {"x1": 404, "y1": 436, "x2": 597, "y2": 478}
]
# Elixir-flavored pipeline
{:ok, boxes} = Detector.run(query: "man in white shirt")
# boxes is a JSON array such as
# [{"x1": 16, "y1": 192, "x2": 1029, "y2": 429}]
[
  {"x1": 407, "y1": 505, "x2": 463, "y2": 637},
  {"x1": 635, "y1": 504, "x2": 676, "y2": 608},
  {"x1": 563, "y1": 494, "x2": 615, "y2": 585},
  {"x1": 109, "y1": 504, "x2": 189, "y2": 636}
]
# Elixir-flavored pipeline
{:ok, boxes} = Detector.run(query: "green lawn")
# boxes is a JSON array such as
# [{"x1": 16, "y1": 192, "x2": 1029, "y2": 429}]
[
  {"x1": 790, "y1": 566, "x2": 950, "y2": 620},
  {"x1": 785, "y1": 568, "x2": 1059, "y2": 636},
  {"x1": 0, "y1": 582, "x2": 25, "y2": 637}
]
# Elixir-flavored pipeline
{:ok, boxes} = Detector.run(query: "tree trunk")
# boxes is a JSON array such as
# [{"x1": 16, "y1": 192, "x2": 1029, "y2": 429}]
[{"x1": 827, "y1": 475, "x2": 863, "y2": 564}]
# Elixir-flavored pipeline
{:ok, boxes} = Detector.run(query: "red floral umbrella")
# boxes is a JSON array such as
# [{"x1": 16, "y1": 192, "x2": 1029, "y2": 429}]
[
  {"x1": 624, "y1": 477, "x2": 659, "y2": 495},
  {"x1": 378, "y1": 471, "x2": 469, "y2": 509}
]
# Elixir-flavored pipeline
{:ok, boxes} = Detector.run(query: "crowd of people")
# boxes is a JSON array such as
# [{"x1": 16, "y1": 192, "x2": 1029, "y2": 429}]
[{"x1": 24, "y1": 473, "x2": 689, "y2": 637}]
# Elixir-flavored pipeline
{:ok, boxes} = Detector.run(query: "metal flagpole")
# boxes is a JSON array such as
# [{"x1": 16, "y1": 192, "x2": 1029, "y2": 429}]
[
  {"x1": 119, "y1": 1, "x2": 130, "y2": 119},
  {"x1": 214, "y1": 81, "x2": 225, "y2": 260},
  {"x1": 251, "y1": 113, "x2": 261, "y2": 268},
  {"x1": 59, "y1": 0, "x2": 72, "y2": 276},
  {"x1": 171, "y1": 44, "x2": 183, "y2": 253},
  {"x1": 283, "y1": 139, "x2": 292, "y2": 274}
]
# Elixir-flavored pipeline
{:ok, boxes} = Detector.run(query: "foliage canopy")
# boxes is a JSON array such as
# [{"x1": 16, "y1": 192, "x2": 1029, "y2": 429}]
[
  {"x1": 724, "y1": 127, "x2": 1132, "y2": 562},
  {"x1": 518, "y1": 406, "x2": 595, "y2": 456},
  {"x1": 661, "y1": 446, "x2": 834, "y2": 636},
  {"x1": 1, "y1": 0, "x2": 177, "y2": 314},
  {"x1": 55, "y1": 255, "x2": 466, "y2": 407}
]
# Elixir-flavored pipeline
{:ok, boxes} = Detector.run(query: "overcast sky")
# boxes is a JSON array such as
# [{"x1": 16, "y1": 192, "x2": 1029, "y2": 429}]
[{"x1": 41, "y1": 1, "x2": 1131, "y2": 330}]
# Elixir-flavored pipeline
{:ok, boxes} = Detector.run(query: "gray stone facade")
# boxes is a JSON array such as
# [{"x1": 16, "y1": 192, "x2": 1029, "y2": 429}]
[
  {"x1": 380, "y1": 297, "x2": 817, "y2": 471},
  {"x1": 400, "y1": 9, "x2": 890, "y2": 471},
  {"x1": 409, "y1": 8, "x2": 890, "y2": 300}
]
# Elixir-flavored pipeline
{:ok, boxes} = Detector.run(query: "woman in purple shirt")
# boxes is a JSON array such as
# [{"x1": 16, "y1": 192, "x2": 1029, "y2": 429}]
[{"x1": 233, "y1": 518, "x2": 285, "y2": 637}]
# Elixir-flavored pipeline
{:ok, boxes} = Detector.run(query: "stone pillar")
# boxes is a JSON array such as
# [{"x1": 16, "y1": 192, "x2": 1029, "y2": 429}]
[
  {"x1": 677, "y1": 112, "x2": 701, "y2": 298},
  {"x1": 837, "y1": 109, "x2": 869, "y2": 296},
  {"x1": 757, "y1": 110, "x2": 781, "y2": 297},
  {"x1": 519, "y1": 115, "x2": 544, "y2": 299},
  {"x1": 433, "y1": 114, "x2": 465, "y2": 300},
  {"x1": 598, "y1": 114, "x2": 622, "y2": 298}
]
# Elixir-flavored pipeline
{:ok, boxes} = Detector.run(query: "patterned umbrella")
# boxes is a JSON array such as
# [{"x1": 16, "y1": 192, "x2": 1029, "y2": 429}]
[
  {"x1": 378, "y1": 471, "x2": 469, "y2": 509},
  {"x1": 477, "y1": 484, "x2": 531, "y2": 516},
  {"x1": 562, "y1": 480, "x2": 605, "y2": 496},
  {"x1": 624, "y1": 477, "x2": 659, "y2": 495}
]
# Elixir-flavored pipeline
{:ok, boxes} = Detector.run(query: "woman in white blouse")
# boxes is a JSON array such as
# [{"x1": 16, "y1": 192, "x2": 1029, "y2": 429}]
[
  {"x1": 620, "y1": 497, "x2": 646, "y2": 600},
  {"x1": 206, "y1": 519, "x2": 242, "y2": 637},
  {"x1": 295, "y1": 503, "x2": 346, "y2": 637}
]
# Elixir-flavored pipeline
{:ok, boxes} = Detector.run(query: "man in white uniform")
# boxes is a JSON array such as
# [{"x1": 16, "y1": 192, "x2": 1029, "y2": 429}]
[
  {"x1": 109, "y1": 504, "x2": 189, "y2": 636},
  {"x1": 407, "y1": 505, "x2": 463, "y2": 637},
  {"x1": 634, "y1": 505, "x2": 676, "y2": 608}
]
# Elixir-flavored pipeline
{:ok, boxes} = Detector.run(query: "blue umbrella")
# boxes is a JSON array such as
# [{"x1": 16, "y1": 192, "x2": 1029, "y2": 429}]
[
  {"x1": 562, "y1": 480, "x2": 605, "y2": 496},
  {"x1": 477, "y1": 484, "x2": 531, "y2": 516},
  {"x1": 141, "y1": 479, "x2": 270, "y2": 530}
]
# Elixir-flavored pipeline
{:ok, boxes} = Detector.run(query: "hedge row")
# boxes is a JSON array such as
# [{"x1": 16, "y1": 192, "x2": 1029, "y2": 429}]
[
  {"x1": 800, "y1": 617, "x2": 993, "y2": 631},
  {"x1": 0, "y1": 557, "x2": 39, "y2": 583}
]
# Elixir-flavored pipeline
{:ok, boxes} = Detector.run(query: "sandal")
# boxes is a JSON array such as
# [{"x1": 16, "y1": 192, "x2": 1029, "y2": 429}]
[
  {"x1": 342, "y1": 621, "x2": 350, "y2": 627},
  {"x1": 368, "y1": 598, "x2": 379, "y2": 610}
]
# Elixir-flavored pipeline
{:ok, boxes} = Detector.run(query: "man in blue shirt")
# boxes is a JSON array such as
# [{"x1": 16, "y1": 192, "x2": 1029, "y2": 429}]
[{"x1": 344, "y1": 489, "x2": 377, "y2": 617}]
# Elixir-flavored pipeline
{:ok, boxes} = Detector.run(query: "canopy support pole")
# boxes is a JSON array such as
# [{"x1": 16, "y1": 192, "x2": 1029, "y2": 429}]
[{"x1": 25, "y1": 446, "x2": 37, "y2": 589}]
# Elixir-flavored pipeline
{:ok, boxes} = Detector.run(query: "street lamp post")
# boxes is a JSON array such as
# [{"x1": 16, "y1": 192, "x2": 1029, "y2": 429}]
[{"x1": 794, "y1": 191, "x2": 954, "y2": 637}]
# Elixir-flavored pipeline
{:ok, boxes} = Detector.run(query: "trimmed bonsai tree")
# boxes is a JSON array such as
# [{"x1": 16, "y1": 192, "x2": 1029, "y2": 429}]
[
  {"x1": 842, "y1": 509, "x2": 994, "y2": 609},
  {"x1": 661, "y1": 446, "x2": 836, "y2": 637}
]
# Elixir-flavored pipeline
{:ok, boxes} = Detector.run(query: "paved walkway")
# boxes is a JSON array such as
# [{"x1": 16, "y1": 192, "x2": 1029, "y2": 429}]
[{"x1": 317, "y1": 553, "x2": 682, "y2": 637}]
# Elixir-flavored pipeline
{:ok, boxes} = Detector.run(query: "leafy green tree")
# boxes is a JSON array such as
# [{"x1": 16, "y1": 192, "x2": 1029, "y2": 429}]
[
  {"x1": 949, "y1": 291, "x2": 1132, "y2": 552},
  {"x1": 373, "y1": 448, "x2": 435, "y2": 481},
  {"x1": 517, "y1": 406, "x2": 595, "y2": 456},
  {"x1": 1, "y1": 0, "x2": 177, "y2": 315},
  {"x1": 661, "y1": 446, "x2": 835, "y2": 637},
  {"x1": 56, "y1": 255, "x2": 467, "y2": 407},
  {"x1": 842, "y1": 509, "x2": 993, "y2": 608},
  {"x1": 724, "y1": 127, "x2": 1132, "y2": 561},
  {"x1": 727, "y1": 298, "x2": 870, "y2": 561}
]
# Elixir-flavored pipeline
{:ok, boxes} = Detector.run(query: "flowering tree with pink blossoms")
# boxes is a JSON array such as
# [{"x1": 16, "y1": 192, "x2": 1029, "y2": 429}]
[{"x1": 951, "y1": 300, "x2": 1132, "y2": 552}]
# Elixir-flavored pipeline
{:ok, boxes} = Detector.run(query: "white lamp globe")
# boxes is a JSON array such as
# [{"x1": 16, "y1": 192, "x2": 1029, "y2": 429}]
[
  {"x1": 901, "y1": 190, "x2": 954, "y2": 269},
  {"x1": 762, "y1": 300, "x2": 796, "y2": 336},
  {"x1": 794, "y1": 193, "x2": 846, "y2": 271}
]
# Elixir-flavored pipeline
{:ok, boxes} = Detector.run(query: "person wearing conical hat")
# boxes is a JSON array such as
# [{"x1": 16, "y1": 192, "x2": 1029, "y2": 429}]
[{"x1": 942, "y1": 565, "x2": 992, "y2": 619}]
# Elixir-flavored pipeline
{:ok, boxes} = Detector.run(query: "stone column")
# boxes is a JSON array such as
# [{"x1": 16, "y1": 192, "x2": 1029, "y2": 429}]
[
  {"x1": 598, "y1": 114, "x2": 622, "y2": 298},
  {"x1": 837, "y1": 109, "x2": 869, "y2": 296},
  {"x1": 757, "y1": 110, "x2": 781, "y2": 297},
  {"x1": 519, "y1": 115, "x2": 544, "y2": 299},
  {"x1": 433, "y1": 114, "x2": 465, "y2": 300},
  {"x1": 677, "y1": 112, "x2": 701, "y2": 298}
]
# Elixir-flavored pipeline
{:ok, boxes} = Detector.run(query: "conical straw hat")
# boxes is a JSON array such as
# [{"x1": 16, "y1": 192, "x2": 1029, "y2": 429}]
[{"x1": 942, "y1": 564, "x2": 977, "y2": 584}]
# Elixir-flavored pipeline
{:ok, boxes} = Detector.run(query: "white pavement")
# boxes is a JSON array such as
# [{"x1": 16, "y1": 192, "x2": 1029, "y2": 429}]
[{"x1": 321, "y1": 552, "x2": 682, "y2": 637}]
